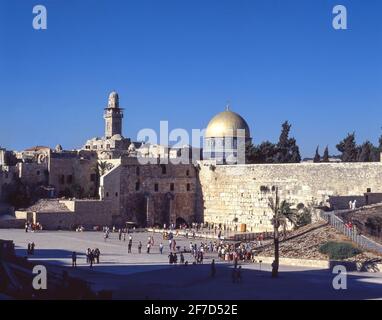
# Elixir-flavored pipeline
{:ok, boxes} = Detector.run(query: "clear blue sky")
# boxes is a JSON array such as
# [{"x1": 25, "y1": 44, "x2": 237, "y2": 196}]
[{"x1": 0, "y1": 0, "x2": 381, "y2": 157}]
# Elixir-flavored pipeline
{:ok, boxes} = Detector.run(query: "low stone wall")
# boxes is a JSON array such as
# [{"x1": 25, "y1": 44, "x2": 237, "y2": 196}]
[
  {"x1": 253, "y1": 256, "x2": 381, "y2": 272},
  {"x1": 254, "y1": 256, "x2": 329, "y2": 269},
  {"x1": 0, "y1": 218, "x2": 25, "y2": 229},
  {"x1": 13, "y1": 200, "x2": 114, "y2": 230}
]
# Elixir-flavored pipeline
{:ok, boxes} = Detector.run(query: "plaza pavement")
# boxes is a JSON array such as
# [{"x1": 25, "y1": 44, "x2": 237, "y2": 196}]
[{"x1": 1, "y1": 229, "x2": 382, "y2": 299}]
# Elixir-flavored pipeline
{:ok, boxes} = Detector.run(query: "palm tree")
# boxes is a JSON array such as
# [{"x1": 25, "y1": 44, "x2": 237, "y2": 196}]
[
  {"x1": 268, "y1": 187, "x2": 296, "y2": 278},
  {"x1": 98, "y1": 161, "x2": 108, "y2": 176},
  {"x1": 90, "y1": 161, "x2": 108, "y2": 199}
]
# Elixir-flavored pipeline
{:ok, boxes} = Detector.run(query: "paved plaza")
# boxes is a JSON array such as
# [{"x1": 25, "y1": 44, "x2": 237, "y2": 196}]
[{"x1": 1, "y1": 229, "x2": 382, "y2": 300}]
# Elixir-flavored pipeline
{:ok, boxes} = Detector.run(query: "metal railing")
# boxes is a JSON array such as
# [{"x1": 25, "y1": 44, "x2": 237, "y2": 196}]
[{"x1": 320, "y1": 211, "x2": 382, "y2": 254}]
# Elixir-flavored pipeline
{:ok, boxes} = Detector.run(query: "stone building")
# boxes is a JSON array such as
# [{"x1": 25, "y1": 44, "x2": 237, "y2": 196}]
[
  {"x1": 100, "y1": 156, "x2": 200, "y2": 227},
  {"x1": 5, "y1": 91, "x2": 382, "y2": 232},
  {"x1": 83, "y1": 91, "x2": 201, "y2": 162},
  {"x1": 48, "y1": 150, "x2": 99, "y2": 198}
]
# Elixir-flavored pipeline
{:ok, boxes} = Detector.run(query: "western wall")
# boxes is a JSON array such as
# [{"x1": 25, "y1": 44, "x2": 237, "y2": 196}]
[{"x1": 197, "y1": 161, "x2": 382, "y2": 232}]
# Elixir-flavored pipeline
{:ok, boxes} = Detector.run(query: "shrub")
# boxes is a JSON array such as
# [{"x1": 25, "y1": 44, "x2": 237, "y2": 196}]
[{"x1": 319, "y1": 241, "x2": 362, "y2": 260}]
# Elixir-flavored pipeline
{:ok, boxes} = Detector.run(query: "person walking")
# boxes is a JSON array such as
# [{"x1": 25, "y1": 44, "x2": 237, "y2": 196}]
[
  {"x1": 147, "y1": 243, "x2": 151, "y2": 254},
  {"x1": 159, "y1": 242, "x2": 163, "y2": 254},
  {"x1": 72, "y1": 252, "x2": 77, "y2": 267}
]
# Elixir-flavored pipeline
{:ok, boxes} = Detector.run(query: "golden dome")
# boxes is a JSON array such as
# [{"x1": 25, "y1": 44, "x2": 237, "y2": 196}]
[{"x1": 205, "y1": 109, "x2": 250, "y2": 138}]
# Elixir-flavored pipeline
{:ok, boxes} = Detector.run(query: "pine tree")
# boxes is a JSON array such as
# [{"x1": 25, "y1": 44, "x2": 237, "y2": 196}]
[
  {"x1": 358, "y1": 141, "x2": 374, "y2": 162},
  {"x1": 322, "y1": 146, "x2": 330, "y2": 162},
  {"x1": 245, "y1": 141, "x2": 256, "y2": 164},
  {"x1": 274, "y1": 121, "x2": 301, "y2": 163},
  {"x1": 289, "y1": 138, "x2": 301, "y2": 163},
  {"x1": 336, "y1": 132, "x2": 358, "y2": 162},
  {"x1": 313, "y1": 146, "x2": 320, "y2": 163}
]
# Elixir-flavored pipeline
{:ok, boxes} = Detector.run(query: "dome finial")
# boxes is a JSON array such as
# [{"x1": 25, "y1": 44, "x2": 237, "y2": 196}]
[{"x1": 225, "y1": 100, "x2": 231, "y2": 111}]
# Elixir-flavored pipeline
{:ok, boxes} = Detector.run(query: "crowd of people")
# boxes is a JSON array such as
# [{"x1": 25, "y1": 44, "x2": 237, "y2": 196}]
[
  {"x1": 85, "y1": 248, "x2": 101, "y2": 268},
  {"x1": 24, "y1": 220, "x2": 269, "y2": 279},
  {"x1": 25, "y1": 222, "x2": 43, "y2": 233}
]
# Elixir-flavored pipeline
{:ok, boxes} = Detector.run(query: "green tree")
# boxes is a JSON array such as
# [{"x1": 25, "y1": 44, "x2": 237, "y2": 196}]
[
  {"x1": 274, "y1": 121, "x2": 301, "y2": 163},
  {"x1": 336, "y1": 132, "x2": 358, "y2": 162},
  {"x1": 98, "y1": 161, "x2": 108, "y2": 176},
  {"x1": 358, "y1": 141, "x2": 373, "y2": 162},
  {"x1": 245, "y1": 141, "x2": 256, "y2": 164},
  {"x1": 255, "y1": 141, "x2": 278, "y2": 163},
  {"x1": 322, "y1": 146, "x2": 330, "y2": 162},
  {"x1": 313, "y1": 146, "x2": 321, "y2": 163},
  {"x1": 268, "y1": 188, "x2": 297, "y2": 278}
]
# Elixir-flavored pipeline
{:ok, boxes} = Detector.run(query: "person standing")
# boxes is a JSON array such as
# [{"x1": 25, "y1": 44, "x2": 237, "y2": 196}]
[
  {"x1": 118, "y1": 229, "x2": 122, "y2": 241},
  {"x1": 86, "y1": 248, "x2": 91, "y2": 263},
  {"x1": 30, "y1": 242, "x2": 35, "y2": 255},
  {"x1": 237, "y1": 266, "x2": 242, "y2": 283},
  {"x1": 232, "y1": 266, "x2": 237, "y2": 283},
  {"x1": 168, "y1": 252, "x2": 173, "y2": 264},
  {"x1": 159, "y1": 242, "x2": 163, "y2": 254},
  {"x1": 147, "y1": 243, "x2": 151, "y2": 254},
  {"x1": 72, "y1": 252, "x2": 77, "y2": 267},
  {"x1": 95, "y1": 248, "x2": 100, "y2": 264},
  {"x1": 89, "y1": 251, "x2": 94, "y2": 268},
  {"x1": 211, "y1": 259, "x2": 216, "y2": 278},
  {"x1": 128, "y1": 238, "x2": 132, "y2": 253},
  {"x1": 138, "y1": 241, "x2": 142, "y2": 254}
]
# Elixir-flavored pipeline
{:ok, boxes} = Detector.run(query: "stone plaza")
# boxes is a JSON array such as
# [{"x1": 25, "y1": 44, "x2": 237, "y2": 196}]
[{"x1": 1, "y1": 229, "x2": 382, "y2": 300}]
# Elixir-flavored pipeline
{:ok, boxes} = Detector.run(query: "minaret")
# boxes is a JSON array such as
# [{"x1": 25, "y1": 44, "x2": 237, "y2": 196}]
[{"x1": 104, "y1": 91, "x2": 124, "y2": 139}]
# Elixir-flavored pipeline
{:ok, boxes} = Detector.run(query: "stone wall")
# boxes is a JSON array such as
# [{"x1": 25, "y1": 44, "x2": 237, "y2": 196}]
[
  {"x1": 0, "y1": 166, "x2": 18, "y2": 201},
  {"x1": 48, "y1": 151, "x2": 98, "y2": 198},
  {"x1": 116, "y1": 157, "x2": 199, "y2": 227},
  {"x1": 197, "y1": 162, "x2": 382, "y2": 232},
  {"x1": 18, "y1": 162, "x2": 48, "y2": 186},
  {"x1": 14, "y1": 200, "x2": 113, "y2": 230}
]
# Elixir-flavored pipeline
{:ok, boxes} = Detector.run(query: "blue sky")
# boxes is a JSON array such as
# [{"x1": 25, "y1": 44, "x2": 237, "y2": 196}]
[{"x1": 0, "y1": 0, "x2": 381, "y2": 157}]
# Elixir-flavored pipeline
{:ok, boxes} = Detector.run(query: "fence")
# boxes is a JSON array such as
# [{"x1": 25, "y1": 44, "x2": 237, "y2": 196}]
[{"x1": 320, "y1": 211, "x2": 382, "y2": 254}]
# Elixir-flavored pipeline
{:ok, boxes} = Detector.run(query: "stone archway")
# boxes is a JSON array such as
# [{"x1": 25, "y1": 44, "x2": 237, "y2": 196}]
[{"x1": 176, "y1": 217, "x2": 188, "y2": 228}]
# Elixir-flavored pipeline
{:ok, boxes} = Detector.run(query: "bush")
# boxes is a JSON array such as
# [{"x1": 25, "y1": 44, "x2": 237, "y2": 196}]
[{"x1": 319, "y1": 241, "x2": 362, "y2": 260}]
